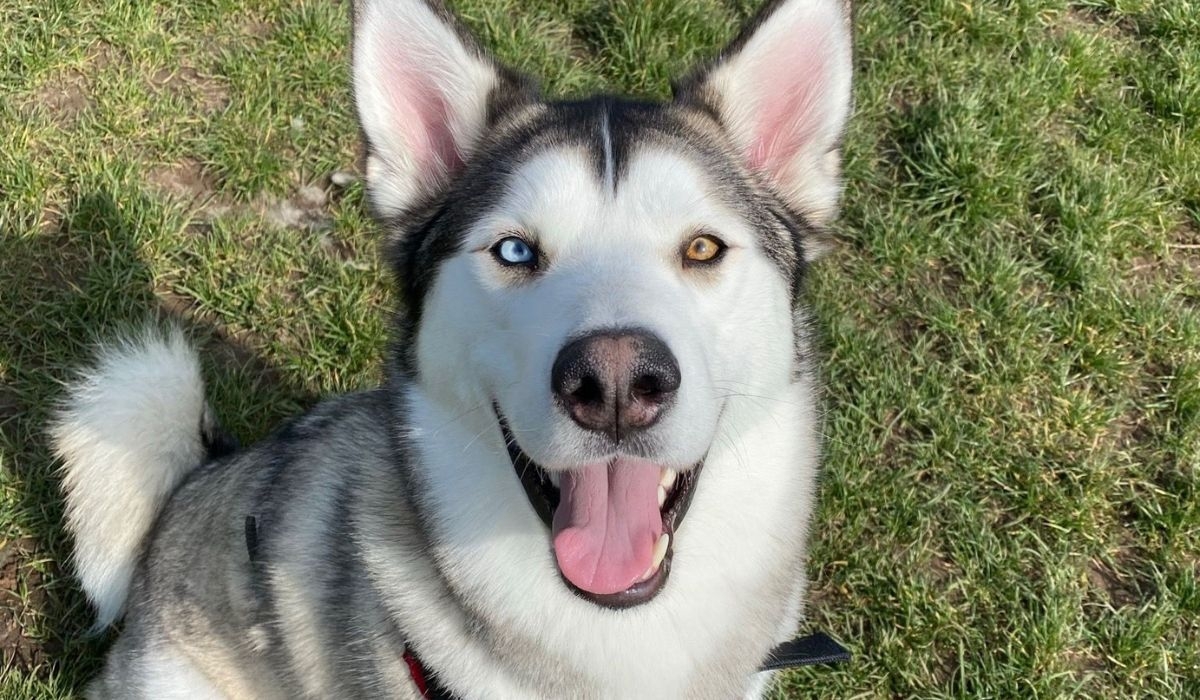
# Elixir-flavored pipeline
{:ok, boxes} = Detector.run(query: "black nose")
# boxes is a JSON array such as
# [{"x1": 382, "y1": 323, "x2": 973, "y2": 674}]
[{"x1": 551, "y1": 328, "x2": 681, "y2": 441}]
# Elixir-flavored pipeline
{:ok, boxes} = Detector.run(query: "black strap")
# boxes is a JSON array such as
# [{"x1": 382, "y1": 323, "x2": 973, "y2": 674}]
[
  {"x1": 423, "y1": 672, "x2": 456, "y2": 700},
  {"x1": 760, "y1": 631, "x2": 851, "y2": 671},
  {"x1": 418, "y1": 632, "x2": 847, "y2": 699},
  {"x1": 244, "y1": 515, "x2": 260, "y2": 562}
]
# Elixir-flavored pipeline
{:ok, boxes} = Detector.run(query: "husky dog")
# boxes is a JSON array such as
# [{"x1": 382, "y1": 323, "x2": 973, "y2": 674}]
[{"x1": 51, "y1": 0, "x2": 852, "y2": 697}]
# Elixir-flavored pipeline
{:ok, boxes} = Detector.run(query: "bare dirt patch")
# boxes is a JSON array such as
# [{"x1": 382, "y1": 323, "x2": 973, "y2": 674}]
[
  {"x1": 1125, "y1": 221, "x2": 1200, "y2": 305},
  {"x1": 923, "y1": 550, "x2": 967, "y2": 607},
  {"x1": 145, "y1": 161, "x2": 367, "y2": 269},
  {"x1": 0, "y1": 538, "x2": 49, "y2": 674},
  {"x1": 144, "y1": 162, "x2": 363, "y2": 246},
  {"x1": 1055, "y1": 6, "x2": 1138, "y2": 44},
  {"x1": 1112, "y1": 402, "x2": 1152, "y2": 452},
  {"x1": 1086, "y1": 551, "x2": 1147, "y2": 609},
  {"x1": 928, "y1": 553, "x2": 958, "y2": 583},
  {"x1": 84, "y1": 40, "x2": 120, "y2": 70},
  {"x1": 149, "y1": 64, "x2": 230, "y2": 114},
  {"x1": 22, "y1": 41, "x2": 123, "y2": 127},
  {"x1": 239, "y1": 17, "x2": 275, "y2": 39},
  {"x1": 267, "y1": 184, "x2": 334, "y2": 233},
  {"x1": 319, "y1": 233, "x2": 358, "y2": 263},
  {"x1": 1062, "y1": 647, "x2": 1107, "y2": 677},
  {"x1": 269, "y1": 181, "x2": 368, "y2": 267},
  {"x1": 29, "y1": 72, "x2": 93, "y2": 125},
  {"x1": 1168, "y1": 221, "x2": 1200, "y2": 275},
  {"x1": 147, "y1": 158, "x2": 218, "y2": 201},
  {"x1": 37, "y1": 204, "x2": 64, "y2": 235},
  {"x1": 146, "y1": 158, "x2": 238, "y2": 233}
]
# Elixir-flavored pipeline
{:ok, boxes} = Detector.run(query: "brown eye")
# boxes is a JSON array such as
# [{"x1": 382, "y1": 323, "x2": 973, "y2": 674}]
[{"x1": 684, "y1": 233, "x2": 726, "y2": 265}]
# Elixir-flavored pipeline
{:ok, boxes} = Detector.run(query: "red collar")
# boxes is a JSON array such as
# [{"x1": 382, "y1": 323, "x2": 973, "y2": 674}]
[
  {"x1": 403, "y1": 647, "x2": 455, "y2": 700},
  {"x1": 402, "y1": 648, "x2": 430, "y2": 697}
]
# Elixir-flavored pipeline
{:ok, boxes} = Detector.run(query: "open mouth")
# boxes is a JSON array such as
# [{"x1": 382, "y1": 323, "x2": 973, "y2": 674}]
[{"x1": 497, "y1": 412, "x2": 702, "y2": 609}]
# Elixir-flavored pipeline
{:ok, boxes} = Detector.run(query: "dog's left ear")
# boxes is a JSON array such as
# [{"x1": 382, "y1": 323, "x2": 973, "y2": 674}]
[
  {"x1": 677, "y1": 0, "x2": 852, "y2": 242},
  {"x1": 353, "y1": 0, "x2": 532, "y2": 219}
]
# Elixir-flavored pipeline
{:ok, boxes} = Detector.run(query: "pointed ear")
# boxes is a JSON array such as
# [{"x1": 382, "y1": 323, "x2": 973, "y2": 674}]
[
  {"x1": 353, "y1": 0, "x2": 532, "y2": 218},
  {"x1": 677, "y1": 0, "x2": 852, "y2": 230}
]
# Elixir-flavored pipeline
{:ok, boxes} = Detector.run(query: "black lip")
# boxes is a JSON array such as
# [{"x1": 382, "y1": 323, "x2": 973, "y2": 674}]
[
  {"x1": 501, "y1": 416, "x2": 559, "y2": 527},
  {"x1": 495, "y1": 410, "x2": 703, "y2": 609}
]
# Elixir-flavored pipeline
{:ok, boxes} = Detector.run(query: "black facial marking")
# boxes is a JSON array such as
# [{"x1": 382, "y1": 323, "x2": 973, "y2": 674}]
[{"x1": 380, "y1": 94, "x2": 817, "y2": 384}]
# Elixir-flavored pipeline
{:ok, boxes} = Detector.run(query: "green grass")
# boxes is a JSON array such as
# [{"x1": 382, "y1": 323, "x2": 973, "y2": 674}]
[{"x1": 1, "y1": 0, "x2": 1197, "y2": 696}]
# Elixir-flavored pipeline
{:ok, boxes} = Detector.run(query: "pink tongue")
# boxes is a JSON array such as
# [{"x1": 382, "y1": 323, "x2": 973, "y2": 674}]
[{"x1": 552, "y1": 458, "x2": 664, "y2": 595}]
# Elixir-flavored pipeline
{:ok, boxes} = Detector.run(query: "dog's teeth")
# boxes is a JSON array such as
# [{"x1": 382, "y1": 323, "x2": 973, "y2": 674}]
[
  {"x1": 636, "y1": 533, "x2": 672, "y2": 584},
  {"x1": 660, "y1": 469, "x2": 678, "y2": 490},
  {"x1": 657, "y1": 485, "x2": 667, "y2": 508},
  {"x1": 652, "y1": 533, "x2": 669, "y2": 569}
]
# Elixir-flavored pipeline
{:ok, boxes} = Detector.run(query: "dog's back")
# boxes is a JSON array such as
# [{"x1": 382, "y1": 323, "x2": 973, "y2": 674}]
[{"x1": 74, "y1": 381, "x2": 417, "y2": 698}]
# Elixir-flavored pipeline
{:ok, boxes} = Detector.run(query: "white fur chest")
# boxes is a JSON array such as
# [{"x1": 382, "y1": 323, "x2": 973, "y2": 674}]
[{"x1": 368, "y1": 380, "x2": 819, "y2": 699}]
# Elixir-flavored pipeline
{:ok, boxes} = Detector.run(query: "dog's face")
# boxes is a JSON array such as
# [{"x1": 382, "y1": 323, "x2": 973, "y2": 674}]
[{"x1": 354, "y1": 0, "x2": 850, "y2": 606}]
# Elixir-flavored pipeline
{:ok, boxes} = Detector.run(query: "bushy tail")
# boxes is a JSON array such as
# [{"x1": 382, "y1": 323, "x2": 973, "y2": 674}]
[{"x1": 50, "y1": 326, "x2": 216, "y2": 629}]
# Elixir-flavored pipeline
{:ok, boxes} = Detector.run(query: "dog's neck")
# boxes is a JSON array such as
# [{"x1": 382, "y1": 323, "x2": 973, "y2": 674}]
[{"x1": 351, "y1": 379, "x2": 823, "y2": 698}]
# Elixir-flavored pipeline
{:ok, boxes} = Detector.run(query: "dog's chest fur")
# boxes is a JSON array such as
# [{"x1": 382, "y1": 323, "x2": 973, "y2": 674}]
[{"x1": 129, "y1": 375, "x2": 816, "y2": 699}]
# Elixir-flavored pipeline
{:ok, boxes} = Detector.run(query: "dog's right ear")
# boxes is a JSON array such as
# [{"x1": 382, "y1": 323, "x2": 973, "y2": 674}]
[
  {"x1": 675, "y1": 0, "x2": 852, "y2": 242},
  {"x1": 353, "y1": 0, "x2": 532, "y2": 219}
]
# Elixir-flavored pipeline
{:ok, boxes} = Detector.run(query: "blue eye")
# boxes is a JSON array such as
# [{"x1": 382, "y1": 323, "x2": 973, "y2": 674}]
[{"x1": 493, "y1": 236, "x2": 537, "y2": 267}]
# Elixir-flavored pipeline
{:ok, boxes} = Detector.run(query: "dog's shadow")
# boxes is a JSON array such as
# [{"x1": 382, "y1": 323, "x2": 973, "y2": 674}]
[{"x1": 0, "y1": 189, "x2": 317, "y2": 690}]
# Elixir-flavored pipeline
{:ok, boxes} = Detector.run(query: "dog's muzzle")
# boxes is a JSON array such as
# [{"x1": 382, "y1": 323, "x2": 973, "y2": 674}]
[{"x1": 496, "y1": 410, "x2": 702, "y2": 609}]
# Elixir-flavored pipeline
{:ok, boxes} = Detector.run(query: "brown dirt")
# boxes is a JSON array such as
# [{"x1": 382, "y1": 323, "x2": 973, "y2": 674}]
[
  {"x1": 29, "y1": 72, "x2": 93, "y2": 125},
  {"x1": 145, "y1": 160, "x2": 360, "y2": 247},
  {"x1": 1053, "y1": 6, "x2": 1137, "y2": 44},
  {"x1": 1169, "y1": 221, "x2": 1200, "y2": 277},
  {"x1": 37, "y1": 203, "x2": 64, "y2": 235},
  {"x1": 145, "y1": 158, "x2": 238, "y2": 233},
  {"x1": 23, "y1": 40, "x2": 122, "y2": 126},
  {"x1": 319, "y1": 233, "x2": 358, "y2": 262},
  {"x1": 239, "y1": 15, "x2": 275, "y2": 39},
  {"x1": 928, "y1": 553, "x2": 957, "y2": 582},
  {"x1": 1086, "y1": 553, "x2": 1143, "y2": 609},
  {"x1": 1124, "y1": 220, "x2": 1200, "y2": 306},
  {"x1": 266, "y1": 184, "x2": 335, "y2": 233},
  {"x1": 148, "y1": 64, "x2": 230, "y2": 114},
  {"x1": 147, "y1": 157, "x2": 218, "y2": 201},
  {"x1": 0, "y1": 538, "x2": 49, "y2": 674},
  {"x1": 1062, "y1": 647, "x2": 1107, "y2": 676}
]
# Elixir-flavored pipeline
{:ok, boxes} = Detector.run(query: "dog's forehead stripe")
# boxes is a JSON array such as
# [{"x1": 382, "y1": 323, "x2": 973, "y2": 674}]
[
  {"x1": 549, "y1": 101, "x2": 805, "y2": 284},
  {"x1": 543, "y1": 100, "x2": 804, "y2": 280},
  {"x1": 599, "y1": 105, "x2": 615, "y2": 195}
]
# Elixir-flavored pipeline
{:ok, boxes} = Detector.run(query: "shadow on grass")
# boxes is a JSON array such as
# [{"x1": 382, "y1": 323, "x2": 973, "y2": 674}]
[{"x1": 0, "y1": 190, "x2": 315, "y2": 690}]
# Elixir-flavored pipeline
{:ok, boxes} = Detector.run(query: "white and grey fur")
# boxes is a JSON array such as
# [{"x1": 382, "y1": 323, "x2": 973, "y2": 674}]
[{"x1": 51, "y1": 0, "x2": 853, "y2": 697}]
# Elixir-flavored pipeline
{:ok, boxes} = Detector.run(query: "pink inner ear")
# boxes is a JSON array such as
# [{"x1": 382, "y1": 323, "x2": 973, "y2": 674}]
[
  {"x1": 745, "y1": 38, "x2": 830, "y2": 179},
  {"x1": 382, "y1": 60, "x2": 465, "y2": 178}
]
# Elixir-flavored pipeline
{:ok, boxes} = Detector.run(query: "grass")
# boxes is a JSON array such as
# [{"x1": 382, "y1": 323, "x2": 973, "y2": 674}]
[{"x1": 0, "y1": 0, "x2": 1197, "y2": 696}]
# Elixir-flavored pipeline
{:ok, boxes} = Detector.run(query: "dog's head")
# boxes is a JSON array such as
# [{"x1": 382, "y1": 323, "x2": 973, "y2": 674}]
[{"x1": 354, "y1": 0, "x2": 851, "y2": 606}]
